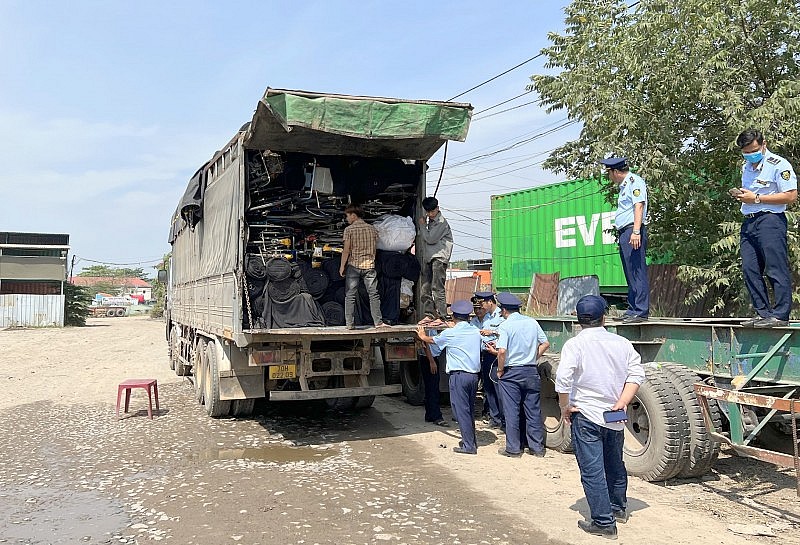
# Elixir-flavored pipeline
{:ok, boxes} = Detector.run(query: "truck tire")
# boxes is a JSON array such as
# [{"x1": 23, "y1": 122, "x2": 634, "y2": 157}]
[
  {"x1": 401, "y1": 360, "x2": 425, "y2": 406},
  {"x1": 385, "y1": 361, "x2": 402, "y2": 385},
  {"x1": 623, "y1": 366, "x2": 689, "y2": 481},
  {"x1": 353, "y1": 396, "x2": 375, "y2": 410},
  {"x1": 230, "y1": 399, "x2": 256, "y2": 417},
  {"x1": 105, "y1": 309, "x2": 115, "y2": 317},
  {"x1": 538, "y1": 355, "x2": 572, "y2": 453},
  {"x1": 659, "y1": 363, "x2": 722, "y2": 478},
  {"x1": 204, "y1": 341, "x2": 232, "y2": 418},
  {"x1": 171, "y1": 326, "x2": 191, "y2": 376},
  {"x1": 193, "y1": 338, "x2": 207, "y2": 404},
  {"x1": 168, "y1": 326, "x2": 177, "y2": 370},
  {"x1": 115, "y1": 308, "x2": 126, "y2": 317}
]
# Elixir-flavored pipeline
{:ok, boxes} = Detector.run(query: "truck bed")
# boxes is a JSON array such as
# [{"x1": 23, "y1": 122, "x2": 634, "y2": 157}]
[{"x1": 241, "y1": 324, "x2": 419, "y2": 341}]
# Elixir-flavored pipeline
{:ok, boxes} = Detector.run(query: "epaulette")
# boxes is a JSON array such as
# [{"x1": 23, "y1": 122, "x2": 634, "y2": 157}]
[{"x1": 766, "y1": 156, "x2": 781, "y2": 165}]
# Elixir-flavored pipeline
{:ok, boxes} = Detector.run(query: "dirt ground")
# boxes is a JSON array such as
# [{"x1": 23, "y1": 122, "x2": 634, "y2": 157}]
[{"x1": 1, "y1": 316, "x2": 800, "y2": 544}]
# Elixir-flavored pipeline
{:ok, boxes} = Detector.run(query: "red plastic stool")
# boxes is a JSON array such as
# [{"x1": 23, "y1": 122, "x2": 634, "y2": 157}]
[{"x1": 116, "y1": 379, "x2": 159, "y2": 419}]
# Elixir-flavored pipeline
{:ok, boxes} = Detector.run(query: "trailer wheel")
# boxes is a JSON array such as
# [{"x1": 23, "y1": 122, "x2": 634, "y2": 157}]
[
  {"x1": 115, "y1": 308, "x2": 126, "y2": 317},
  {"x1": 173, "y1": 327, "x2": 191, "y2": 377},
  {"x1": 204, "y1": 341, "x2": 232, "y2": 418},
  {"x1": 623, "y1": 366, "x2": 689, "y2": 481},
  {"x1": 323, "y1": 376, "x2": 357, "y2": 411},
  {"x1": 192, "y1": 338, "x2": 207, "y2": 404},
  {"x1": 538, "y1": 355, "x2": 572, "y2": 453},
  {"x1": 401, "y1": 360, "x2": 425, "y2": 406},
  {"x1": 659, "y1": 363, "x2": 722, "y2": 478},
  {"x1": 230, "y1": 399, "x2": 256, "y2": 417},
  {"x1": 353, "y1": 396, "x2": 375, "y2": 410},
  {"x1": 168, "y1": 326, "x2": 177, "y2": 370},
  {"x1": 105, "y1": 309, "x2": 115, "y2": 317},
  {"x1": 385, "y1": 361, "x2": 402, "y2": 385}
]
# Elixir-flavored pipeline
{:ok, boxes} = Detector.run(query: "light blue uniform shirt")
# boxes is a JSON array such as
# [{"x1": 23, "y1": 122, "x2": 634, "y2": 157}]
[
  {"x1": 740, "y1": 149, "x2": 798, "y2": 215},
  {"x1": 614, "y1": 172, "x2": 648, "y2": 229},
  {"x1": 480, "y1": 307, "x2": 504, "y2": 351},
  {"x1": 496, "y1": 312, "x2": 548, "y2": 367},
  {"x1": 433, "y1": 321, "x2": 481, "y2": 373}
]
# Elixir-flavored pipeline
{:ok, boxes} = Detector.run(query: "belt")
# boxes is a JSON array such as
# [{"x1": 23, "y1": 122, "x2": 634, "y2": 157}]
[
  {"x1": 616, "y1": 223, "x2": 633, "y2": 232},
  {"x1": 450, "y1": 370, "x2": 479, "y2": 375},
  {"x1": 744, "y1": 210, "x2": 774, "y2": 219}
]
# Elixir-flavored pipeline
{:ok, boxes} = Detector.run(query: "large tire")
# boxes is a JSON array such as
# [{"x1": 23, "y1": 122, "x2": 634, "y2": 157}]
[
  {"x1": 401, "y1": 360, "x2": 425, "y2": 406},
  {"x1": 230, "y1": 399, "x2": 256, "y2": 417},
  {"x1": 324, "y1": 376, "x2": 357, "y2": 411},
  {"x1": 659, "y1": 363, "x2": 722, "y2": 478},
  {"x1": 623, "y1": 366, "x2": 689, "y2": 481},
  {"x1": 115, "y1": 308, "x2": 126, "y2": 317},
  {"x1": 354, "y1": 396, "x2": 375, "y2": 410},
  {"x1": 385, "y1": 361, "x2": 402, "y2": 385},
  {"x1": 193, "y1": 338, "x2": 207, "y2": 404},
  {"x1": 171, "y1": 326, "x2": 191, "y2": 376},
  {"x1": 538, "y1": 356, "x2": 572, "y2": 453},
  {"x1": 204, "y1": 341, "x2": 232, "y2": 418}
]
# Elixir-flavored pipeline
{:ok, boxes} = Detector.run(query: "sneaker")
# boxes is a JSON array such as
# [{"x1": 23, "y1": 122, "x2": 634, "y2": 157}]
[
  {"x1": 753, "y1": 316, "x2": 789, "y2": 328},
  {"x1": 577, "y1": 520, "x2": 618, "y2": 540},
  {"x1": 621, "y1": 315, "x2": 648, "y2": 324},
  {"x1": 613, "y1": 510, "x2": 629, "y2": 524},
  {"x1": 497, "y1": 447, "x2": 523, "y2": 458},
  {"x1": 452, "y1": 446, "x2": 477, "y2": 455},
  {"x1": 741, "y1": 315, "x2": 762, "y2": 327},
  {"x1": 527, "y1": 448, "x2": 546, "y2": 457}
]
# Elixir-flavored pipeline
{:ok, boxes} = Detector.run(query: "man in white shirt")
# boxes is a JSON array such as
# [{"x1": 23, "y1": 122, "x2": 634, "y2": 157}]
[{"x1": 555, "y1": 295, "x2": 645, "y2": 540}]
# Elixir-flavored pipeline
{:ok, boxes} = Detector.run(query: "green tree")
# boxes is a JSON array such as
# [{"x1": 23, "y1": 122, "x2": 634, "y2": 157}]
[
  {"x1": 530, "y1": 0, "x2": 800, "y2": 314},
  {"x1": 64, "y1": 282, "x2": 91, "y2": 326},
  {"x1": 150, "y1": 253, "x2": 171, "y2": 319},
  {"x1": 78, "y1": 265, "x2": 149, "y2": 280}
]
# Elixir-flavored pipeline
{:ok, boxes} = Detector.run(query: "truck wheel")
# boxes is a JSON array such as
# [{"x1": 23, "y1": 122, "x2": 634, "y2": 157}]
[
  {"x1": 385, "y1": 361, "x2": 402, "y2": 385},
  {"x1": 204, "y1": 341, "x2": 232, "y2": 418},
  {"x1": 659, "y1": 363, "x2": 722, "y2": 478},
  {"x1": 353, "y1": 396, "x2": 375, "y2": 410},
  {"x1": 168, "y1": 326, "x2": 177, "y2": 370},
  {"x1": 105, "y1": 309, "x2": 115, "y2": 317},
  {"x1": 401, "y1": 360, "x2": 425, "y2": 406},
  {"x1": 115, "y1": 308, "x2": 126, "y2": 317},
  {"x1": 193, "y1": 338, "x2": 207, "y2": 404},
  {"x1": 623, "y1": 366, "x2": 689, "y2": 481},
  {"x1": 230, "y1": 399, "x2": 256, "y2": 417},
  {"x1": 538, "y1": 356, "x2": 572, "y2": 453}
]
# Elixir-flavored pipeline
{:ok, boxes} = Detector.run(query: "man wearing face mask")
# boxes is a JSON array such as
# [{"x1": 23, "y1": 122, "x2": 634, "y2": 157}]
[
  {"x1": 733, "y1": 129, "x2": 797, "y2": 328},
  {"x1": 599, "y1": 157, "x2": 649, "y2": 324}
]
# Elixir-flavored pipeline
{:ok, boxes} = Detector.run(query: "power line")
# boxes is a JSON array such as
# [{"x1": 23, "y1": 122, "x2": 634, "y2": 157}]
[
  {"x1": 448, "y1": 53, "x2": 544, "y2": 101},
  {"x1": 473, "y1": 99, "x2": 541, "y2": 121},
  {"x1": 473, "y1": 90, "x2": 534, "y2": 115},
  {"x1": 75, "y1": 256, "x2": 164, "y2": 267}
]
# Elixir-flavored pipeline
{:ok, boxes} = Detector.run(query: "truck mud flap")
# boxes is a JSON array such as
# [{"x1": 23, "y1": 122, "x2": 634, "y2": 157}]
[{"x1": 268, "y1": 385, "x2": 400, "y2": 401}]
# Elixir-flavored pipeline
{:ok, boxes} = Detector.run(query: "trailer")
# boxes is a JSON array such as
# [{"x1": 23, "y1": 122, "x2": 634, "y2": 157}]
[
  {"x1": 537, "y1": 316, "x2": 800, "y2": 488},
  {"x1": 161, "y1": 87, "x2": 472, "y2": 417},
  {"x1": 89, "y1": 305, "x2": 127, "y2": 317}
]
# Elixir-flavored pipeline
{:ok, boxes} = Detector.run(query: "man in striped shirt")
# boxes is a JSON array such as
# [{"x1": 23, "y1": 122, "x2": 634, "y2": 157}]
[{"x1": 339, "y1": 204, "x2": 385, "y2": 329}]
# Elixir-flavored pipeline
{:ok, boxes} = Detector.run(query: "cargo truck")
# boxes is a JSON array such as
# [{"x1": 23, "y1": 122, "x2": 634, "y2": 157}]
[{"x1": 160, "y1": 87, "x2": 472, "y2": 417}]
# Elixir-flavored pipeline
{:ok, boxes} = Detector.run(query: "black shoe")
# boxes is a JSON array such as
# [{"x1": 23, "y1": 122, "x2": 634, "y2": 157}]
[
  {"x1": 741, "y1": 315, "x2": 763, "y2": 327},
  {"x1": 452, "y1": 446, "x2": 477, "y2": 455},
  {"x1": 527, "y1": 448, "x2": 546, "y2": 457},
  {"x1": 497, "y1": 447, "x2": 523, "y2": 458},
  {"x1": 754, "y1": 316, "x2": 789, "y2": 328},
  {"x1": 621, "y1": 315, "x2": 648, "y2": 324},
  {"x1": 613, "y1": 510, "x2": 629, "y2": 524},
  {"x1": 577, "y1": 520, "x2": 618, "y2": 539}
]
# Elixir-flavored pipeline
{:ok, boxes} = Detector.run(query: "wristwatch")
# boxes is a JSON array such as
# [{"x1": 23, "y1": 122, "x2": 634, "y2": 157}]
[
  {"x1": 754, "y1": 194, "x2": 761, "y2": 204},
  {"x1": 632, "y1": 229, "x2": 641, "y2": 235}
]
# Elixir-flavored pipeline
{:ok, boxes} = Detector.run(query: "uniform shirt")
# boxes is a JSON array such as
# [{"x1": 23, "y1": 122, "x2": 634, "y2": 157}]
[
  {"x1": 427, "y1": 328, "x2": 442, "y2": 357},
  {"x1": 554, "y1": 326, "x2": 646, "y2": 431},
  {"x1": 740, "y1": 149, "x2": 798, "y2": 215},
  {"x1": 495, "y1": 312, "x2": 548, "y2": 367},
  {"x1": 614, "y1": 172, "x2": 648, "y2": 229},
  {"x1": 343, "y1": 219, "x2": 378, "y2": 269},
  {"x1": 479, "y1": 307, "x2": 503, "y2": 351},
  {"x1": 433, "y1": 321, "x2": 481, "y2": 373}
]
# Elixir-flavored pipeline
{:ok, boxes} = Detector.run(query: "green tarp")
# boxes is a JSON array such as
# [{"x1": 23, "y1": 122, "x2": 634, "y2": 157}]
[{"x1": 245, "y1": 88, "x2": 473, "y2": 160}]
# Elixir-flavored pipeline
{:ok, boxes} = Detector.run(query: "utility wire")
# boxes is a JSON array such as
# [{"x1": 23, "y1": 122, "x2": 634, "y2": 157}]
[
  {"x1": 448, "y1": 53, "x2": 544, "y2": 101},
  {"x1": 75, "y1": 256, "x2": 165, "y2": 267}
]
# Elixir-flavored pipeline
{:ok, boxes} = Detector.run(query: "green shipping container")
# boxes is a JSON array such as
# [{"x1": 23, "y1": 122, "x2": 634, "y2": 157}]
[{"x1": 491, "y1": 179, "x2": 627, "y2": 293}]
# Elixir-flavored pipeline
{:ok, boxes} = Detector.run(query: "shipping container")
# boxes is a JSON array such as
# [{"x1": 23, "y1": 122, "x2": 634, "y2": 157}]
[{"x1": 490, "y1": 178, "x2": 626, "y2": 293}]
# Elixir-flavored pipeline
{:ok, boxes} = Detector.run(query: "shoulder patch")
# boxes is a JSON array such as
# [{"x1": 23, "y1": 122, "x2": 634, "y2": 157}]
[
  {"x1": 782, "y1": 170, "x2": 792, "y2": 180},
  {"x1": 766, "y1": 156, "x2": 781, "y2": 165},
  {"x1": 633, "y1": 189, "x2": 641, "y2": 197}
]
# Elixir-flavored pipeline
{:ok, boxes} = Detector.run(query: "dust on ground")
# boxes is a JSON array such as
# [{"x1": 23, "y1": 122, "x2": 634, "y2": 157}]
[{"x1": 0, "y1": 316, "x2": 798, "y2": 544}]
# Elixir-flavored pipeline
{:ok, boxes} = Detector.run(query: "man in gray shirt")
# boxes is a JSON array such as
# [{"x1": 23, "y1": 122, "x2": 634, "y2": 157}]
[
  {"x1": 555, "y1": 295, "x2": 645, "y2": 540},
  {"x1": 417, "y1": 197, "x2": 453, "y2": 326}
]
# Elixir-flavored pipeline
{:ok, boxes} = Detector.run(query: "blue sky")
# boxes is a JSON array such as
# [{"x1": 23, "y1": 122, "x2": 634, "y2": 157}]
[{"x1": 0, "y1": 1, "x2": 577, "y2": 271}]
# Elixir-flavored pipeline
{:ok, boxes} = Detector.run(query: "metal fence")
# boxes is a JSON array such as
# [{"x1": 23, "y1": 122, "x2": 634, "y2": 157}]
[{"x1": 0, "y1": 294, "x2": 64, "y2": 327}]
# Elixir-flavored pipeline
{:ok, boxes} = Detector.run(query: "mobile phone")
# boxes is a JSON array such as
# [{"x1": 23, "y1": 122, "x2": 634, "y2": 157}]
[
  {"x1": 728, "y1": 187, "x2": 744, "y2": 197},
  {"x1": 603, "y1": 409, "x2": 628, "y2": 423}
]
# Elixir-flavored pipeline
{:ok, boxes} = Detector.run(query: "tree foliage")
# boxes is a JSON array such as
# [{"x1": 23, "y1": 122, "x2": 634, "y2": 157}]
[
  {"x1": 531, "y1": 0, "x2": 800, "y2": 314},
  {"x1": 64, "y1": 282, "x2": 91, "y2": 326},
  {"x1": 150, "y1": 253, "x2": 171, "y2": 319},
  {"x1": 78, "y1": 265, "x2": 149, "y2": 280}
]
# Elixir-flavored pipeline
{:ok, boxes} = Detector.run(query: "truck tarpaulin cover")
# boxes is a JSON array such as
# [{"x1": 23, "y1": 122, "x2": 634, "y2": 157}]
[{"x1": 245, "y1": 88, "x2": 473, "y2": 160}]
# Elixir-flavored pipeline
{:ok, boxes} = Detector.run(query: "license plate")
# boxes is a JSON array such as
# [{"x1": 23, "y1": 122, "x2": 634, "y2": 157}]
[{"x1": 268, "y1": 364, "x2": 297, "y2": 379}]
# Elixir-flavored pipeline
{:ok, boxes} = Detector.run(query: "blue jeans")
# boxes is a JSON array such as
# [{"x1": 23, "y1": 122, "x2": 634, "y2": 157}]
[
  {"x1": 344, "y1": 265, "x2": 382, "y2": 327},
  {"x1": 571, "y1": 412, "x2": 627, "y2": 528},
  {"x1": 449, "y1": 371, "x2": 479, "y2": 452},
  {"x1": 498, "y1": 366, "x2": 543, "y2": 454}
]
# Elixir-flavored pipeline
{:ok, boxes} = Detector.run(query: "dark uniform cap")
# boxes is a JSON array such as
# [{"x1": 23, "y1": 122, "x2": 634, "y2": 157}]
[
  {"x1": 473, "y1": 291, "x2": 496, "y2": 301},
  {"x1": 599, "y1": 157, "x2": 628, "y2": 170},
  {"x1": 451, "y1": 300, "x2": 474, "y2": 317},
  {"x1": 496, "y1": 292, "x2": 522, "y2": 309},
  {"x1": 576, "y1": 295, "x2": 608, "y2": 322}
]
